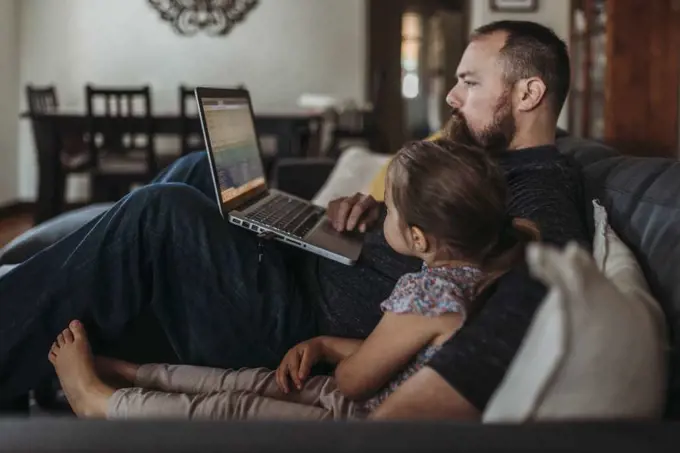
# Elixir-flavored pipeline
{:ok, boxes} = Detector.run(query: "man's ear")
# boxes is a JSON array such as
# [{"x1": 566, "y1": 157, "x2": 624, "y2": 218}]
[
  {"x1": 515, "y1": 77, "x2": 547, "y2": 112},
  {"x1": 410, "y1": 226, "x2": 430, "y2": 254}
]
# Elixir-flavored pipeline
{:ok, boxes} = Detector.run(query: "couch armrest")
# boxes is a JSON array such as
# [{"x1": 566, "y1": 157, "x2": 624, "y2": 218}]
[
  {"x1": 274, "y1": 158, "x2": 336, "y2": 200},
  {"x1": 0, "y1": 419, "x2": 673, "y2": 452}
]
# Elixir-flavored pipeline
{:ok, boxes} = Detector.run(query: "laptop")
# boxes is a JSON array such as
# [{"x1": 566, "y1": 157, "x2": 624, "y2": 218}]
[{"x1": 195, "y1": 87, "x2": 364, "y2": 266}]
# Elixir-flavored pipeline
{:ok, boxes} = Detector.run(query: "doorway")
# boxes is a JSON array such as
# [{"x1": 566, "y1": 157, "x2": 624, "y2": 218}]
[{"x1": 367, "y1": 0, "x2": 469, "y2": 152}]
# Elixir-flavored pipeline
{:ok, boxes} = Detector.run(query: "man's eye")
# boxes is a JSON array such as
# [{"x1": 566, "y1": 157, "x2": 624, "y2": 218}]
[{"x1": 463, "y1": 80, "x2": 477, "y2": 87}]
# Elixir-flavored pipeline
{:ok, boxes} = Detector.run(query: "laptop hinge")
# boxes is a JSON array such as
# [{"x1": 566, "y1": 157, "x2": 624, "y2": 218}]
[{"x1": 238, "y1": 189, "x2": 270, "y2": 210}]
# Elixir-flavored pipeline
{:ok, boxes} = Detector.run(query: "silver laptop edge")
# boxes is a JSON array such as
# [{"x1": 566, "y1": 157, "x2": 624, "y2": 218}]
[{"x1": 194, "y1": 87, "x2": 363, "y2": 266}]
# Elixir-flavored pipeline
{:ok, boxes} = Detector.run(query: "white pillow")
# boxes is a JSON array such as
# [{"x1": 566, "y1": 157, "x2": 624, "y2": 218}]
[
  {"x1": 483, "y1": 201, "x2": 668, "y2": 422},
  {"x1": 591, "y1": 200, "x2": 667, "y2": 329},
  {"x1": 311, "y1": 146, "x2": 392, "y2": 207}
]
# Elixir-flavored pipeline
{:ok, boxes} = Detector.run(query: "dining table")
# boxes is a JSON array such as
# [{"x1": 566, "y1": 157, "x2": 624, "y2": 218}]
[{"x1": 20, "y1": 109, "x2": 324, "y2": 223}]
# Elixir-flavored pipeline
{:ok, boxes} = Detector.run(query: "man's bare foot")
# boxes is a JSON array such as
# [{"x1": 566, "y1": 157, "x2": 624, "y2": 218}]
[
  {"x1": 48, "y1": 320, "x2": 115, "y2": 418},
  {"x1": 94, "y1": 356, "x2": 140, "y2": 387}
]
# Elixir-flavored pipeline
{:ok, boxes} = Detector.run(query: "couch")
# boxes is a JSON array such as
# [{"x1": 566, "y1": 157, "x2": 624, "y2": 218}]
[{"x1": 1, "y1": 136, "x2": 679, "y2": 449}]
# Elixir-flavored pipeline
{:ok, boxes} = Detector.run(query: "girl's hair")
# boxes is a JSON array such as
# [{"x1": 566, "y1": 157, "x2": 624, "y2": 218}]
[{"x1": 387, "y1": 139, "x2": 537, "y2": 280}]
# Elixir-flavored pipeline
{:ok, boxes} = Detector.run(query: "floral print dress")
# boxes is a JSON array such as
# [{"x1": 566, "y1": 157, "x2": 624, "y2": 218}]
[{"x1": 363, "y1": 264, "x2": 485, "y2": 412}]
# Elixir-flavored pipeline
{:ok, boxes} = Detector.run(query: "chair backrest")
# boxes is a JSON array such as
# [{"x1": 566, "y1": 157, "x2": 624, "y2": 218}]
[
  {"x1": 25, "y1": 85, "x2": 62, "y2": 163},
  {"x1": 26, "y1": 85, "x2": 59, "y2": 115},
  {"x1": 86, "y1": 85, "x2": 152, "y2": 118},
  {"x1": 85, "y1": 84, "x2": 155, "y2": 169}
]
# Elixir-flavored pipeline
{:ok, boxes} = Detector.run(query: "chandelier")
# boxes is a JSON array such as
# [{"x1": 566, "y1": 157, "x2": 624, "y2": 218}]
[{"x1": 148, "y1": 0, "x2": 259, "y2": 36}]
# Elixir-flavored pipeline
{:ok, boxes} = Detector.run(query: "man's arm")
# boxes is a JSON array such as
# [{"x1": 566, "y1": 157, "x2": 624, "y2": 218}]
[
  {"x1": 334, "y1": 312, "x2": 461, "y2": 401},
  {"x1": 369, "y1": 367, "x2": 480, "y2": 420}
]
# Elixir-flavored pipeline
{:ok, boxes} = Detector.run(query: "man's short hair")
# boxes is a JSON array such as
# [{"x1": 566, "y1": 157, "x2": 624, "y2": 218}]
[{"x1": 472, "y1": 20, "x2": 570, "y2": 117}]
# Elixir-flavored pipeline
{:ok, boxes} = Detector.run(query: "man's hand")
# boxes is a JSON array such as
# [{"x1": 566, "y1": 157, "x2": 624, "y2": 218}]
[
  {"x1": 327, "y1": 193, "x2": 381, "y2": 233},
  {"x1": 276, "y1": 338, "x2": 324, "y2": 393}
]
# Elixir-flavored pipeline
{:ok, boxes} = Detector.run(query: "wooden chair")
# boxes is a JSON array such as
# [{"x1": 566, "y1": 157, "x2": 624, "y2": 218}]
[
  {"x1": 26, "y1": 85, "x2": 58, "y2": 114},
  {"x1": 85, "y1": 85, "x2": 170, "y2": 201},
  {"x1": 26, "y1": 85, "x2": 90, "y2": 222}
]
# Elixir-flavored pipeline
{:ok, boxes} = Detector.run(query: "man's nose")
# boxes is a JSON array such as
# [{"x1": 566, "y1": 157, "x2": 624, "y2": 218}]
[{"x1": 446, "y1": 87, "x2": 461, "y2": 109}]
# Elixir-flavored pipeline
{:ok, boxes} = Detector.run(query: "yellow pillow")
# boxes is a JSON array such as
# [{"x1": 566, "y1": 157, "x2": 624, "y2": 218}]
[{"x1": 368, "y1": 130, "x2": 444, "y2": 201}]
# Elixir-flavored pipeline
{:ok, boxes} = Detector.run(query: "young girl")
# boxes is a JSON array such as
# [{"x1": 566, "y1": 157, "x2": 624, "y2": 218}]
[{"x1": 48, "y1": 139, "x2": 536, "y2": 420}]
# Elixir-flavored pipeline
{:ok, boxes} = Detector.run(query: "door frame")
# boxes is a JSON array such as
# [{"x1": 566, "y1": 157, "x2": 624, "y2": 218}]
[{"x1": 365, "y1": 0, "x2": 469, "y2": 151}]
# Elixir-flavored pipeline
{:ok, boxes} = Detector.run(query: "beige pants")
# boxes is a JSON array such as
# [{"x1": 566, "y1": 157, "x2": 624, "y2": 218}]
[{"x1": 107, "y1": 364, "x2": 367, "y2": 421}]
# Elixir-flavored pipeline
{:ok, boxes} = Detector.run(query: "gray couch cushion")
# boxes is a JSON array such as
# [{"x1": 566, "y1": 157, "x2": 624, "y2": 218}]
[
  {"x1": 557, "y1": 136, "x2": 620, "y2": 165},
  {"x1": 0, "y1": 203, "x2": 113, "y2": 265},
  {"x1": 558, "y1": 137, "x2": 680, "y2": 417}
]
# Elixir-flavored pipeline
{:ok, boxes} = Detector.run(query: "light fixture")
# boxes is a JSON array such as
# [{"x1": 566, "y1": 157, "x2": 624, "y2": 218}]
[{"x1": 148, "y1": 0, "x2": 259, "y2": 36}]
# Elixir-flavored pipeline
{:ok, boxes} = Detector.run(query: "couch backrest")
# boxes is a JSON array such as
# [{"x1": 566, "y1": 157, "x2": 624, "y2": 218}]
[{"x1": 557, "y1": 136, "x2": 680, "y2": 418}]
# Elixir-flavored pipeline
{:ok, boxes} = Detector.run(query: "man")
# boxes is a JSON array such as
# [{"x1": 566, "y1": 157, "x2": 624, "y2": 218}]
[
  {"x1": 0, "y1": 20, "x2": 588, "y2": 418},
  {"x1": 332, "y1": 21, "x2": 589, "y2": 419}
]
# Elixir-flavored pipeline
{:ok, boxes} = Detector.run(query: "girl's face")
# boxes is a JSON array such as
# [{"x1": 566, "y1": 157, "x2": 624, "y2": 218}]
[{"x1": 383, "y1": 178, "x2": 414, "y2": 256}]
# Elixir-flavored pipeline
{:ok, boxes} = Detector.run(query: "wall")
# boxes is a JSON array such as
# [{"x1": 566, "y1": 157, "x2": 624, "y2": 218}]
[
  {"x1": 469, "y1": 0, "x2": 571, "y2": 129},
  {"x1": 0, "y1": 0, "x2": 19, "y2": 206},
  {"x1": 16, "y1": 0, "x2": 366, "y2": 201}
]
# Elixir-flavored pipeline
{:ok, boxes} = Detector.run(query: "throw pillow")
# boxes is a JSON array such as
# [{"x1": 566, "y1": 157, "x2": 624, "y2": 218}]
[
  {"x1": 482, "y1": 202, "x2": 667, "y2": 422},
  {"x1": 591, "y1": 200, "x2": 667, "y2": 330},
  {"x1": 311, "y1": 146, "x2": 391, "y2": 207}
]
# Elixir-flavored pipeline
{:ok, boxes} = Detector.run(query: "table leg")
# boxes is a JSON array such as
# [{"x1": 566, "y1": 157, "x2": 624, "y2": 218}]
[{"x1": 33, "y1": 121, "x2": 65, "y2": 224}]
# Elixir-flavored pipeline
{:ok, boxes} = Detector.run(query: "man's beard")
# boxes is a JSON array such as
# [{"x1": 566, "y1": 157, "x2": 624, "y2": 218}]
[{"x1": 444, "y1": 97, "x2": 516, "y2": 154}]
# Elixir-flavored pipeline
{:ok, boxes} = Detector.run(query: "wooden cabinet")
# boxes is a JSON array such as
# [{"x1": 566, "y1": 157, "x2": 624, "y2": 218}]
[
  {"x1": 571, "y1": 0, "x2": 680, "y2": 157},
  {"x1": 605, "y1": 0, "x2": 680, "y2": 157}
]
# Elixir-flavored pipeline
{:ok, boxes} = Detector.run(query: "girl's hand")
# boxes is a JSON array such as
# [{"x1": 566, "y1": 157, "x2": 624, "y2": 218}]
[{"x1": 276, "y1": 338, "x2": 324, "y2": 393}]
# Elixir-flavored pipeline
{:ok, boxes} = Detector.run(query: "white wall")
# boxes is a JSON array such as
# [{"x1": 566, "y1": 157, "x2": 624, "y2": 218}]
[
  {"x1": 0, "y1": 0, "x2": 19, "y2": 205},
  {"x1": 469, "y1": 0, "x2": 571, "y2": 129},
  {"x1": 17, "y1": 0, "x2": 367, "y2": 200}
]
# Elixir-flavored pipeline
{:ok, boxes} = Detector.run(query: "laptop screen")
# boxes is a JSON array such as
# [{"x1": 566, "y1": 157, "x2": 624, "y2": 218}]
[{"x1": 200, "y1": 96, "x2": 266, "y2": 206}]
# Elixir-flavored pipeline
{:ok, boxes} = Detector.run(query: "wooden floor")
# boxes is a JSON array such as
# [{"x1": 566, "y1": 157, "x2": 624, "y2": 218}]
[{"x1": 0, "y1": 214, "x2": 33, "y2": 248}]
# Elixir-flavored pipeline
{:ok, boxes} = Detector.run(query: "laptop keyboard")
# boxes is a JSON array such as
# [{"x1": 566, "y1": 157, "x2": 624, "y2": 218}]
[{"x1": 246, "y1": 194, "x2": 323, "y2": 238}]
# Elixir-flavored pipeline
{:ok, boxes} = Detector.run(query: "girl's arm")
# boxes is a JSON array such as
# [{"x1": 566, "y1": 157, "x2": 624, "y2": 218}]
[{"x1": 333, "y1": 312, "x2": 462, "y2": 401}]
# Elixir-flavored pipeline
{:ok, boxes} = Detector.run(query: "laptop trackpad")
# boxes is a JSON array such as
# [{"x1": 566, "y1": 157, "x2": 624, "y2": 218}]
[{"x1": 306, "y1": 217, "x2": 364, "y2": 261}]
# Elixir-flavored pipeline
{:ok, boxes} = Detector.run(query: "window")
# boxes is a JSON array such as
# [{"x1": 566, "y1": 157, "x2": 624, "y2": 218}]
[{"x1": 401, "y1": 12, "x2": 423, "y2": 99}]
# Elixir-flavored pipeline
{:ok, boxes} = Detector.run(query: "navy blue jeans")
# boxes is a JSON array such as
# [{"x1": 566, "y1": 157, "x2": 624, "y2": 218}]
[{"x1": 0, "y1": 153, "x2": 318, "y2": 404}]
